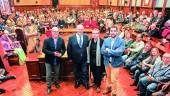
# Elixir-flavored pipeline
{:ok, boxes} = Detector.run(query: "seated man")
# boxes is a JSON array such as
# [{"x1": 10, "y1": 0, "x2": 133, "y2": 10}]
[
  {"x1": 129, "y1": 42, "x2": 153, "y2": 74},
  {"x1": 148, "y1": 24, "x2": 161, "y2": 39},
  {"x1": 123, "y1": 34, "x2": 145, "y2": 69},
  {"x1": 138, "y1": 53, "x2": 170, "y2": 96}
]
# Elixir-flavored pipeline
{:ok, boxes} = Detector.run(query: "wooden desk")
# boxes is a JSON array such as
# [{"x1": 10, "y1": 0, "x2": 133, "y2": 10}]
[
  {"x1": 26, "y1": 57, "x2": 40, "y2": 80},
  {"x1": 26, "y1": 52, "x2": 74, "y2": 81}
]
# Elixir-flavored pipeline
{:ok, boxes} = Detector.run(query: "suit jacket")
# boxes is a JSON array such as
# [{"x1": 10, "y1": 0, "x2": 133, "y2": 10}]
[
  {"x1": 67, "y1": 34, "x2": 89, "y2": 63},
  {"x1": 101, "y1": 37, "x2": 125, "y2": 67},
  {"x1": 42, "y1": 37, "x2": 66, "y2": 65},
  {"x1": 148, "y1": 62, "x2": 170, "y2": 82}
]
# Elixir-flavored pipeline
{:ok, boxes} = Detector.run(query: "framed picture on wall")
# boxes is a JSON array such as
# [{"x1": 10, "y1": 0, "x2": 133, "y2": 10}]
[{"x1": 144, "y1": 0, "x2": 150, "y2": 6}]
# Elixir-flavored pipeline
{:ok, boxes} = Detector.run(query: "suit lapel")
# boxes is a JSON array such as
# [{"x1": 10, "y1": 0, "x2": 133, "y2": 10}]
[
  {"x1": 74, "y1": 35, "x2": 80, "y2": 48},
  {"x1": 50, "y1": 37, "x2": 57, "y2": 49}
]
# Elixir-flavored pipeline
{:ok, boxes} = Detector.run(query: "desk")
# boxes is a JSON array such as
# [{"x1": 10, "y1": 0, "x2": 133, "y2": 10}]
[{"x1": 26, "y1": 52, "x2": 74, "y2": 81}]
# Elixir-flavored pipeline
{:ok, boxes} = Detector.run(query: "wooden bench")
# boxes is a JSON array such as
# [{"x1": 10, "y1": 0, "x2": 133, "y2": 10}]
[{"x1": 130, "y1": 29, "x2": 170, "y2": 53}]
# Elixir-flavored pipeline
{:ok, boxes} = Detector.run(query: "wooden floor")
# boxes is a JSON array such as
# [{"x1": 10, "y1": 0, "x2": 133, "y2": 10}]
[{"x1": 0, "y1": 64, "x2": 138, "y2": 96}]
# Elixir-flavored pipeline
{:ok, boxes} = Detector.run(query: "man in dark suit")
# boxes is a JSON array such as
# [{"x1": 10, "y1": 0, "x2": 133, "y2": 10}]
[
  {"x1": 67, "y1": 24, "x2": 89, "y2": 89},
  {"x1": 42, "y1": 27, "x2": 66, "y2": 94}
]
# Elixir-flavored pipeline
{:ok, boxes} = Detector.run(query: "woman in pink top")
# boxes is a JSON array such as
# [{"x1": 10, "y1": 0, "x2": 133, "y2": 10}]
[
  {"x1": 83, "y1": 17, "x2": 91, "y2": 28},
  {"x1": 91, "y1": 17, "x2": 98, "y2": 29}
]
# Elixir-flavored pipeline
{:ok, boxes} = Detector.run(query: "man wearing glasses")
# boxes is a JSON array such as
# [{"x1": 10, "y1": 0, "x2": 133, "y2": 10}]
[
  {"x1": 101, "y1": 26, "x2": 125, "y2": 95},
  {"x1": 42, "y1": 27, "x2": 66, "y2": 94}
]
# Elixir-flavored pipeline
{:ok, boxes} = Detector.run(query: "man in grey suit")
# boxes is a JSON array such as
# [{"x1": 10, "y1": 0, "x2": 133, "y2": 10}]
[
  {"x1": 67, "y1": 24, "x2": 89, "y2": 89},
  {"x1": 42, "y1": 27, "x2": 66, "y2": 94},
  {"x1": 138, "y1": 53, "x2": 170, "y2": 96}
]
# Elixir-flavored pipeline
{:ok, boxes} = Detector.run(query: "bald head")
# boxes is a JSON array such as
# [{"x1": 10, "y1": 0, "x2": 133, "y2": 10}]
[{"x1": 76, "y1": 24, "x2": 84, "y2": 35}]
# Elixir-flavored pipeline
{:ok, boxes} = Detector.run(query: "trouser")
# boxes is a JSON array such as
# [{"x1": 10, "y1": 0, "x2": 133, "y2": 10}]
[
  {"x1": 90, "y1": 62, "x2": 103, "y2": 87},
  {"x1": 0, "y1": 76, "x2": 15, "y2": 82},
  {"x1": 134, "y1": 67, "x2": 150, "y2": 83},
  {"x1": 74, "y1": 62, "x2": 88, "y2": 85},
  {"x1": 45, "y1": 63, "x2": 60, "y2": 88},
  {"x1": 138, "y1": 76, "x2": 158, "y2": 96}
]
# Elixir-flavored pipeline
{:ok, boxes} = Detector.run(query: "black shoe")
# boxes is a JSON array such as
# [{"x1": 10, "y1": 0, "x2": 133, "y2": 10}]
[
  {"x1": 11, "y1": 76, "x2": 16, "y2": 79},
  {"x1": 0, "y1": 89, "x2": 6, "y2": 94},
  {"x1": 55, "y1": 83, "x2": 60, "y2": 89},
  {"x1": 74, "y1": 81, "x2": 81, "y2": 88},
  {"x1": 47, "y1": 88, "x2": 51, "y2": 94},
  {"x1": 134, "y1": 88, "x2": 139, "y2": 91},
  {"x1": 130, "y1": 82, "x2": 137, "y2": 86},
  {"x1": 136, "y1": 92, "x2": 145, "y2": 96},
  {"x1": 84, "y1": 83, "x2": 89, "y2": 90}
]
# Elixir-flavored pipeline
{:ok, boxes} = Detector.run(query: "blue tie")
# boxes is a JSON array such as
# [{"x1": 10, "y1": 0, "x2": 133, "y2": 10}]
[
  {"x1": 79, "y1": 36, "x2": 82, "y2": 48},
  {"x1": 54, "y1": 39, "x2": 57, "y2": 65}
]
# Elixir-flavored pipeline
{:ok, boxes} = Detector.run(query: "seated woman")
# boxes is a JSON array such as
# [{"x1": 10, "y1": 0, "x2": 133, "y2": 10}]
[
  {"x1": 0, "y1": 33, "x2": 26, "y2": 65},
  {"x1": 83, "y1": 16, "x2": 91, "y2": 29},
  {"x1": 132, "y1": 48, "x2": 161, "y2": 86},
  {"x1": 91, "y1": 17, "x2": 98, "y2": 29},
  {"x1": 67, "y1": 15, "x2": 76, "y2": 28},
  {"x1": 124, "y1": 31, "x2": 133, "y2": 49}
]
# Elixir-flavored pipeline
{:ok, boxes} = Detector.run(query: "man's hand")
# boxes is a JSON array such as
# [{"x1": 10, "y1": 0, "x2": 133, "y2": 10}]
[
  {"x1": 68, "y1": 60, "x2": 73, "y2": 63},
  {"x1": 105, "y1": 48, "x2": 111, "y2": 53},
  {"x1": 126, "y1": 59, "x2": 132, "y2": 64},
  {"x1": 54, "y1": 51, "x2": 62, "y2": 57},
  {"x1": 162, "y1": 84, "x2": 169, "y2": 90},
  {"x1": 147, "y1": 75, "x2": 154, "y2": 81}
]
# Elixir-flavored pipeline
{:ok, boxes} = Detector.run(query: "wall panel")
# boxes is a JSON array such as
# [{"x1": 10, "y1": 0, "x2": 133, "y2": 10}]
[
  {"x1": 14, "y1": 0, "x2": 51, "y2": 5},
  {"x1": 59, "y1": 0, "x2": 90, "y2": 5}
]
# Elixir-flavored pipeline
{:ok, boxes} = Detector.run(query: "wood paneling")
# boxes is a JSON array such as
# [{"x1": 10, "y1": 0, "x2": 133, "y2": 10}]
[
  {"x1": 14, "y1": 5, "x2": 52, "y2": 12},
  {"x1": 14, "y1": 0, "x2": 52, "y2": 5},
  {"x1": 58, "y1": 5, "x2": 92, "y2": 10},
  {"x1": 59, "y1": 0, "x2": 91, "y2": 5}
]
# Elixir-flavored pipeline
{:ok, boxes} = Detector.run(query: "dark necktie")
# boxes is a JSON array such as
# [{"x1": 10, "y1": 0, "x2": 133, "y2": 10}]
[{"x1": 79, "y1": 36, "x2": 82, "y2": 47}]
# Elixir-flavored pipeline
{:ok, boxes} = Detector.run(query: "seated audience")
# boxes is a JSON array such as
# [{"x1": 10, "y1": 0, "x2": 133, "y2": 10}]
[
  {"x1": 148, "y1": 24, "x2": 161, "y2": 38},
  {"x1": 132, "y1": 48, "x2": 161, "y2": 86},
  {"x1": 129, "y1": 42, "x2": 153, "y2": 75},
  {"x1": 138, "y1": 53, "x2": 170, "y2": 96},
  {"x1": 123, "y1": 34, "x2": 145, "y2": 69}
]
